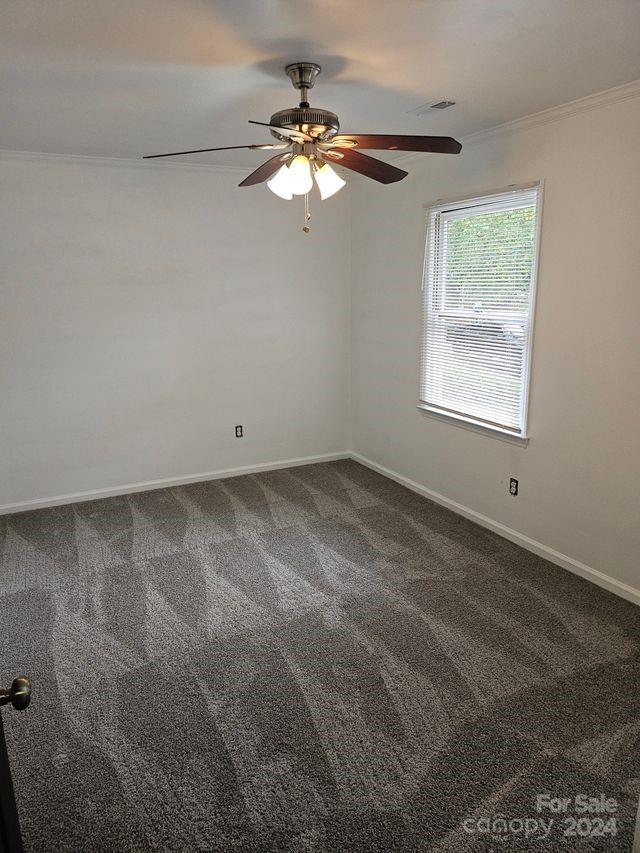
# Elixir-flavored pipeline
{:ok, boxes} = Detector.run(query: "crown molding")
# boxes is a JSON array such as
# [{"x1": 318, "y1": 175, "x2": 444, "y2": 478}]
[
  {"x1": 0, "y1": 147, "x2": 356, "y2": 201},
  {"x1": 464, "y1": 78, "x2": 640, "y2": 143},
  {"x1": 0, "y1": 148, "x2": 250, "y2": 174},
  {"x1": 393, "y1": 77, "x2": 640, "y2": 165}
]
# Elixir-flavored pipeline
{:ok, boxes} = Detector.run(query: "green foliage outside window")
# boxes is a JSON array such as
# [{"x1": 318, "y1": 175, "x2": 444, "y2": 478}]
[{"x1": 443, "y1": 206, "x2": 536, "y2": 314}]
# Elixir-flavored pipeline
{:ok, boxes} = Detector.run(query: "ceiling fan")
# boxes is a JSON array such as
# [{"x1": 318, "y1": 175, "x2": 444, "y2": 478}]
[{"x1": 143, "y1": 62, "x2": 462, "y2": 231}]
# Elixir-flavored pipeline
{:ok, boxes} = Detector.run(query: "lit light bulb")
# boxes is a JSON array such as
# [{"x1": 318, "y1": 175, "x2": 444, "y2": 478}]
[
  {"x1": 267, "y1": 164, "x2": 293, "y2": 200},
  {"x1": 314, "y1": 162, "x2": 346, "y2": 200},
  {"x1": 287, "y1": 155, "x2": 313, "y2": 195}
]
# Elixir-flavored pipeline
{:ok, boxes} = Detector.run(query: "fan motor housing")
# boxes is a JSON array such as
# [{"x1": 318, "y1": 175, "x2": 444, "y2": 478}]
[{"x1": 269, "y1": 107, "x2": 340, "y2": 141}]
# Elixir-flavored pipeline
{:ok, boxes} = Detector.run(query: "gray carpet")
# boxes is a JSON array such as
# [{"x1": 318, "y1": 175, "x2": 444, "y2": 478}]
[{"x1": 1, "y1": 459, "x2": 639, "y2": 852}]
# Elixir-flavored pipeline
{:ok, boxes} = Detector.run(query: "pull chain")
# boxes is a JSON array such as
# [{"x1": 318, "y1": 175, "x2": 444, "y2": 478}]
[{"x1": 303, "y1": 192, "x2": 311, "y2": 233}]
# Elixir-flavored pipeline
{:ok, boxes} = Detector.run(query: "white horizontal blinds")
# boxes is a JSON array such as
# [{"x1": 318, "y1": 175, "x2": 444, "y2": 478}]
[{"x1": 421, "y1": 187, "x2": 539, "y2": 434}]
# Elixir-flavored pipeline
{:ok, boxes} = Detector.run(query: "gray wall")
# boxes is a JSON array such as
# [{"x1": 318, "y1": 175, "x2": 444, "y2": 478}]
[{"x1": 0, "y1": 154, "x2": 351, "y2": 504}]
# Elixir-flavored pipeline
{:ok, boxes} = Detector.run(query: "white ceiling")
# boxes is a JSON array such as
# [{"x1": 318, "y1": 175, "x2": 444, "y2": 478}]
[{"x1": 2, "y1": 0, "x2": 640, "y2": 167}]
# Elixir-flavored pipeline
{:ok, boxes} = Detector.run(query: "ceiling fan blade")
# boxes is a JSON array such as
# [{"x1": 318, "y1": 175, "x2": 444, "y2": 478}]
[
  {"x1": 143, "y1": 143, "x2": 288, "y2": 159},
  {"x1": 248, "y1": 120, "x2": 313, "y2": 143},
  {"x1": 321, "y1": 149, "x2": 407, "y2": 184},
  {"x1": 238, "y1": 152, "x2": 292, "y2": 187},
  {"x1": 330, "y1": 134, "x2": 462, "y2": 154}
]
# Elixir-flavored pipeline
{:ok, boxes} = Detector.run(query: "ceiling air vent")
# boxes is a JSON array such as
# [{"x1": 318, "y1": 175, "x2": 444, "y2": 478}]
[{"x1": 408, "y1": 100, "x2": 456, "y2": 117}]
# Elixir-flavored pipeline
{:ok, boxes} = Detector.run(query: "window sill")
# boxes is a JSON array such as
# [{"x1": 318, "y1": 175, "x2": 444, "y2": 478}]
[{"x1": 416, "y1": 403, "x2": 530, "y2": 446}]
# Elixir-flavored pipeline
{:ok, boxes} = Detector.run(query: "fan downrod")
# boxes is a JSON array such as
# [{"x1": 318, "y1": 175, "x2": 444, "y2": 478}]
[{"x1": 285, "y1": 62, "x2": 321, "y2": 108}]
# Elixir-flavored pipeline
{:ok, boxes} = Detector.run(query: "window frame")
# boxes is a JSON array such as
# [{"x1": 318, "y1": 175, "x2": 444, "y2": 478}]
[{"x1": 418, "y1": 182, "x2": 543, "y2": 443}]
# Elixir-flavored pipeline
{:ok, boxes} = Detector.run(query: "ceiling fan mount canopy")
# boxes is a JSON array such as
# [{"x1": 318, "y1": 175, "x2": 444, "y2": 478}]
[{"x1": 285, "y1": 62, "x2": 322, "y2": 93}]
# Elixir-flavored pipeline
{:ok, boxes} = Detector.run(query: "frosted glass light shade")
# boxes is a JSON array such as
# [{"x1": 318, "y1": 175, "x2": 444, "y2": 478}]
[
  {"x1": 287, "y1": 155, "x2": 313, "y2": 195},
  {"x1": 314, "y1": 162, "x2": 346, "y2": 200},
  {"x1": 266, "y1": 164, "x2": 293, "y2": 200}
]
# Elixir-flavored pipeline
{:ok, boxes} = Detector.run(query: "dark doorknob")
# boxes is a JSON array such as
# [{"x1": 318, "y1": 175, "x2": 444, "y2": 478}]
[{"x1": 0, "y1": 677, "x2": 31, "y2": 712}]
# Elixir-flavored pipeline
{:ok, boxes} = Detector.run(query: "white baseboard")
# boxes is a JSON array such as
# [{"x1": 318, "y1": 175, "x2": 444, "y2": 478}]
[
  {"x1": 351, "y1": 452, "x2": 640, "y2": 608},
  {"x1": 0, "y1": 451, "x2": 350, "y2": 516}
]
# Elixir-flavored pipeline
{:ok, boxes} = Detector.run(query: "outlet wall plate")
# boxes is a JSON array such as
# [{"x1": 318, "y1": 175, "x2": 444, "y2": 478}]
[{"x1": 509, "y1": 477, "x2": 519, "y2": 496}]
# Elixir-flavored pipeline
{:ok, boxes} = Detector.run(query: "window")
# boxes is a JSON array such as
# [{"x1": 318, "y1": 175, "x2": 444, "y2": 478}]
[{"x1": 420, "y1": 185, "x2": 541, "y2": 438}]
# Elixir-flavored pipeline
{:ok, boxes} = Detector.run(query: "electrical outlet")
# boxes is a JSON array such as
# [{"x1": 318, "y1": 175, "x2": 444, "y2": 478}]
[
  {"x1": 235, "y1": 425, "x2": 243, "y2": 438},
  {"x1": 509, "y1": 477, "x2": 518, "y2": 496}
]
